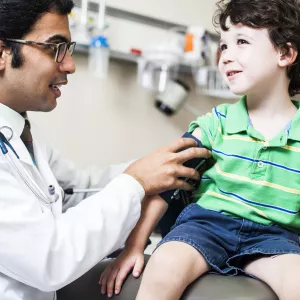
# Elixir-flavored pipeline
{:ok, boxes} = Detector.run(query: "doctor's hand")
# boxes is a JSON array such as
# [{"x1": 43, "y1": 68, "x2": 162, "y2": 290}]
[
  {"x1": 124, "y1": 137, "x2": 211, "y2": 196},
  {"x1": 99, "y1": 246, "x2": 145, "y2": 298}
]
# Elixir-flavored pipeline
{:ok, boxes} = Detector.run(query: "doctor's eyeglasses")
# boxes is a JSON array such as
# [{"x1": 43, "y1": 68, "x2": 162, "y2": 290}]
[{"x1": 2, "y1": 38, "x2": 76, "y2": 63}]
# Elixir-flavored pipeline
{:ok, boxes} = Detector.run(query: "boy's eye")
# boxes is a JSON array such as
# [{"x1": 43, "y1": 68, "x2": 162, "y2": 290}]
[
  {"x1": 220, "y1": 44, "x2": 227, "y2": 51},
  {"x1": 237, "y1": 39, "x2": 248, "y2": 45}
]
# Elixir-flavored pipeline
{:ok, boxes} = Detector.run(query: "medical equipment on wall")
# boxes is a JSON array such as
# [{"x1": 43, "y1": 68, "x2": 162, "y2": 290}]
[
  {"x1": 89, "y1": 35, "x2": 110, "y2": 79},
  {"x1": 155, "y1": 79, "x2": 190, "y2": 116},
  {"x1": 88, "y1": 0, "x2": 110, "y2": 79},
  {"x1": 137, "y1": 26, "x2": 212, "y2": 93},
  {"x1": 137, "y1": 28, "x2": 184, "y2": 93},
  {"x1": 69, "y1": 0, "x2": 91, "y2": 46},
  {"x1": 70, "y1": 0, "x2": 110, "y2": 79},
  {"x1": 183, "y1": 26, "x2": 211, "y2": 66}
]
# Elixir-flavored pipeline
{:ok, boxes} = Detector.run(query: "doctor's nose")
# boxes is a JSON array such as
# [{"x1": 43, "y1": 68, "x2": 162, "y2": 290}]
[{"x1": 59, "y1": 51, "x2": 76, "y2": 74}]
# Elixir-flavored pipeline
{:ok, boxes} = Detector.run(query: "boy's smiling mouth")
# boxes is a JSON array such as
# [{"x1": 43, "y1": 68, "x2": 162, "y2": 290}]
[
  {"x1": 226, "y1": 70, "x2": 243, "y2": 80},
  {"x1": 226, "y1": 70, "x2": 242, "y2": 78}
]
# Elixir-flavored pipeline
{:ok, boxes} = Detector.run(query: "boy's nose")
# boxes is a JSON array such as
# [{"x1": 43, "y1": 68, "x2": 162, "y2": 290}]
[{"x1": 220, "y1": 48, "x2": 236, "y2": 65}]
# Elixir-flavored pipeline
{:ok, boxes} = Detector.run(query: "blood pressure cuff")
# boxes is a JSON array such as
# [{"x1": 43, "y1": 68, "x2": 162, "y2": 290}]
[{"x1": 159, "y1": 132, "x2": 208, "y2": 205}]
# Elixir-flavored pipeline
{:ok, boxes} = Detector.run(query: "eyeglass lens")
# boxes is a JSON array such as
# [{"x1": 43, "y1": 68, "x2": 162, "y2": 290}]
[{"x1": 57, "y1": 43, "x2": 75, "y2": 63}]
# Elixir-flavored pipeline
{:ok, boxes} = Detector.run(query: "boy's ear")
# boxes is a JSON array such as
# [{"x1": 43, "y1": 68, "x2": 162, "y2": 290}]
[{"x1": 278, "y1": 42, "x2": 298, "y2": 68}]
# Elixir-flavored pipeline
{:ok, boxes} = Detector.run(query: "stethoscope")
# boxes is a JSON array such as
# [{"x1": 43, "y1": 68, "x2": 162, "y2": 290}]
[{"x1": 0, "y1": 126, "x2": 101, "y2": 206}]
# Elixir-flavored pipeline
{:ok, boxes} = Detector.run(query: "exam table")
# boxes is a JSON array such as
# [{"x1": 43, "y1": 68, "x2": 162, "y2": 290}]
[{"x1": 57, "y1": 255, "x2": 278, "y2": 300}]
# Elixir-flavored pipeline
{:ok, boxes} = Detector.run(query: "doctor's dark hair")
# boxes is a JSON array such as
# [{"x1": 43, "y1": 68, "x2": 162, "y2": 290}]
[
  {"x1": 0, "y1": 0, "x2": 74, "y2": 68},
  {"x1": 213, "y1": 0, "x2": 300, "y2": 96}
]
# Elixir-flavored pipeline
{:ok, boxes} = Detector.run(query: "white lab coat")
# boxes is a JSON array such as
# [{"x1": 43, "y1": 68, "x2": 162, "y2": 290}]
[{"x1": 0, "y1": 104, "x2": 144, "y2": 300}]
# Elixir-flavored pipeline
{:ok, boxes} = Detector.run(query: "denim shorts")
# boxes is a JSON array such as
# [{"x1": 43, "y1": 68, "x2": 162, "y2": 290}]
[{"x1": 156, "y1": 203, "x2": 300, "y2": 277}]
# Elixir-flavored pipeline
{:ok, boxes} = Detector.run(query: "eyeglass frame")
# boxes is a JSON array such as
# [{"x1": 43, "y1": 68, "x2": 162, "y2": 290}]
[{"x1": 1, "y1": 38, "x2": 76, "y2": 63}]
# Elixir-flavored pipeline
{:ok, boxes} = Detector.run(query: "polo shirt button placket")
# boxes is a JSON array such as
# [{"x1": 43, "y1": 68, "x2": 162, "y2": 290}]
[{"x1": 257, "y1": 161, "x2": 264, "y2": 168}]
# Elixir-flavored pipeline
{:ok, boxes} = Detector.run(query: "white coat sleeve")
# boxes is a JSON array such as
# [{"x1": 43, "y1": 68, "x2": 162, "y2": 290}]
[{"x1": 0, "y1": 152, "x2": 144, "y2": 292}]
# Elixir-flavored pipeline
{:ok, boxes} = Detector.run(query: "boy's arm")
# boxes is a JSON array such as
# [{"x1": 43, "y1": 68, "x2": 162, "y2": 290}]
[
  {"x1": 126, "y1": 195, "x2": 168, "y2": 249},
  {"x1": 125, "y1": 128, "x2": 202, "y2": 249},
  {"x1": 99, "y1": 195, "x2": 167, "y2": 297},
  {"x1": 124, "y1": 128, "x2": 202, "y2": 249},
  {"x1": 191, "y1": 127, "x2": 202, "y2": 140}
]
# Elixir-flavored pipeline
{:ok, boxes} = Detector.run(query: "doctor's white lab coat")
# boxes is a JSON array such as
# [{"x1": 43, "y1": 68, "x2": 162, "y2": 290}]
[{"x1": 0, "y1": 103, "x2": 144, "y2": 300}]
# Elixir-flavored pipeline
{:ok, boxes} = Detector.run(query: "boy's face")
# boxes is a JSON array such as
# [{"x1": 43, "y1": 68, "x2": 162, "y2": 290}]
[
  {"x1": 218, "y1": 22, "x2": 282, "y2": 96},
  {"x1": 0, "y1": 11, "x2": 76, "y2": 113}
]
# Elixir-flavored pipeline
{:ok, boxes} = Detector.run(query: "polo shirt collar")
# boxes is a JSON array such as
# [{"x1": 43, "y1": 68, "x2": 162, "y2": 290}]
[
  {"x1": 226, "y1": 97, "x2": 300, "y2": 141},
  {"x1": 289, "y1": 100, "x2": 300, "y2": 141},
  {"x1": 226, "y1": 95, "x2": 249, "y2": 134}
]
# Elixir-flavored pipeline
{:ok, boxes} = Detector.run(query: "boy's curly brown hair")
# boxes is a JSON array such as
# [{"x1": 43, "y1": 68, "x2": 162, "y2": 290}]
[{"x1": 214, "y1": 0, "x2": 300, "y2": 96}]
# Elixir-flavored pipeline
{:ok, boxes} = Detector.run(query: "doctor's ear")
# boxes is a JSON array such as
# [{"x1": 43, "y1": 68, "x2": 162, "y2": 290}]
[
  {"x1": 0, "y1": 40, "x2": 10, "y2": 71},
  {"x1": 278, "y1": 42, "x2": 298, "y2": 68}
]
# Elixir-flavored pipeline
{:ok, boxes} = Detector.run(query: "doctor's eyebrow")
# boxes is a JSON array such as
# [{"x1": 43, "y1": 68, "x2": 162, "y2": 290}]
[{"x1": 44, "y1": 34, "x2": 70, "y2": 43}]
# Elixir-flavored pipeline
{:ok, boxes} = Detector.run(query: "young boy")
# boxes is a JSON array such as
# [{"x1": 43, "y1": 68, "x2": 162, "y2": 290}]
[{"x1": 100, "y1": 0, "x2": 300, "y2": 299}]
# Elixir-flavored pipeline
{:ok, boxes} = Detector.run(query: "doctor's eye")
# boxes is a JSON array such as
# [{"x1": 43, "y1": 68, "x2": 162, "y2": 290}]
[
  {"x1": 237, "y1": 39, "x2": 249, "y2": 45},
  {"x1": 220, "y1": 43, "x2": 227, "y2": 52},
  {"x1": 44, "y1": 45, "x2": 57, "y2": 56}
]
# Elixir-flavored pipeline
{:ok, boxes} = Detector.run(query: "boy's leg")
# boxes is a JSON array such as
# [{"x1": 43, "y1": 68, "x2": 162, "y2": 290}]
[
  {"x1": 244, "y1": 254, "x2": 300, "y2": 300},
  {"x1": 136, "y1": 241, "x2": 210, "y2": 300}
]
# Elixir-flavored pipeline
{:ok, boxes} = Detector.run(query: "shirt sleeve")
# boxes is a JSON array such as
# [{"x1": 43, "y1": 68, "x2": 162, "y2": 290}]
[{"x1": 188, "y1": 107, "x2": 221, "y2": 150}]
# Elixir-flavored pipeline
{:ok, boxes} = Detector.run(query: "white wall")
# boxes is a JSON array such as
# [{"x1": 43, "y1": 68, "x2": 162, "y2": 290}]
[
  {"x1": 106, "y1": 0, "x2": 218, "y2": 33},
  {"x1": 29, "y1": 54, "x2": 233, "y2": 168}
]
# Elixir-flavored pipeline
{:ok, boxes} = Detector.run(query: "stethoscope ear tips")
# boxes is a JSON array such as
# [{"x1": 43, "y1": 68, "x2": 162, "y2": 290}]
[{"x1": 0, "y1": 126, "x2": 13, "y2": 141}]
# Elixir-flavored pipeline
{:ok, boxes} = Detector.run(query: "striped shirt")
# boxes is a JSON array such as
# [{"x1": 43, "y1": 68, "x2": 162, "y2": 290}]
[{"x1": 189, "y1": 96, "x2": 300, "y2": 234}]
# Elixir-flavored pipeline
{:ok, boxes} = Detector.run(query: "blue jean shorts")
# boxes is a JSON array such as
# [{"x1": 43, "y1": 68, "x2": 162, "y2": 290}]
[{"x1": 156, "y1": 204, "x2": 300, "y2": 276}]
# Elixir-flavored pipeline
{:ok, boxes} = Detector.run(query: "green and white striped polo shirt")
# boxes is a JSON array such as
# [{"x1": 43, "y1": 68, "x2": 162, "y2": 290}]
[{"x1": 189, "y1": 96, "x2": 300, "y2": 233}]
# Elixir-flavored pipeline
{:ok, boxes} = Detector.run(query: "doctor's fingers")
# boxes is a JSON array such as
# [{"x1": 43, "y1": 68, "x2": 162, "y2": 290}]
[
  {"x1": 176, "y1": 147, "x2": 211, "y2": 164},
  {"x1": 165, "y1": 137, "x2": 198, "y2": 153},
  {"x1": 174, "y1": 164, "x2": 201, "y2": 181}
]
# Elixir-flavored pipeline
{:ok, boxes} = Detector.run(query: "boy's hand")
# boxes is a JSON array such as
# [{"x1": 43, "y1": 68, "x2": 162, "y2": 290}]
[{"x1": 99, "y1": 246, "x2": 145, "y2": 298}]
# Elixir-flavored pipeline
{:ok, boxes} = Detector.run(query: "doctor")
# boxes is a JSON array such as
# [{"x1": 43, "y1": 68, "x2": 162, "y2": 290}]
[{"x1": 0, "y1": 1, "x2": 211, "y2": 300}]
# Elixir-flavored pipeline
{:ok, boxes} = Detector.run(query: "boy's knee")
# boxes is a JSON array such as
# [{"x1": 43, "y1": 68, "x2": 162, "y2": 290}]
[
  {"x1": 147, "y1": 247, "x2": 187, "y2": 283},
  {"x1": 150, "y1": 248, "x2": 180, "y2": 272}
]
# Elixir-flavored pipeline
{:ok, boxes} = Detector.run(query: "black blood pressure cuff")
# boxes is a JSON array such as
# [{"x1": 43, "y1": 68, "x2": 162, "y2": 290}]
[{"x1": 159, "y1": 132, "x2": 208, "y2": 205}]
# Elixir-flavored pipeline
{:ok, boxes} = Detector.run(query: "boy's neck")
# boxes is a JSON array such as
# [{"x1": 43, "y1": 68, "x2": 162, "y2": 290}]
[
  {"x1": 247, "y1": 94, "x2": 294, "y2": 117},
  {"x1": 246, "y1": 76, "x2": 294, "y2": 118},
  {"x1": 245, "y1": 83, "x2": 297, "y2": 141}
]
